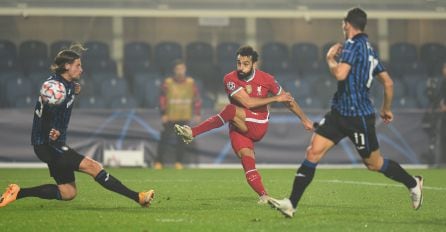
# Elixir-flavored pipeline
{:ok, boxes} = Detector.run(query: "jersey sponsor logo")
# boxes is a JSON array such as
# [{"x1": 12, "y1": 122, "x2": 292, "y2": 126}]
[
  {"x1": 245, "y1": 85, "x2": 252, "y2": 94},
  {"x1": 226, "y1": 81, "x2": 236, "y2": 91}
]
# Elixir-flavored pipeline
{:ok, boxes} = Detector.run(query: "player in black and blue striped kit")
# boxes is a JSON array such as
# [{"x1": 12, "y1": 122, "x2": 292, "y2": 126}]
[
  {"x1": 1, "y1": 44, "x2": 154, "y2": 208},
  {"x1": 269, "y1": 8, "x2": 424, "y2": 218}
]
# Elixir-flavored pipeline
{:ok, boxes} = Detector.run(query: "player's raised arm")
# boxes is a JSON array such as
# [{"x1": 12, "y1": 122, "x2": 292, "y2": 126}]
[
  {"x1": 326, "y1": 43, "x2": 352, "y2": 81},
  {"x1": 231, "y1": 88, "x2": 292, "y2": 109},
  {"x1": 376, "y1": 71, "x2": 394, "y2": 124}
]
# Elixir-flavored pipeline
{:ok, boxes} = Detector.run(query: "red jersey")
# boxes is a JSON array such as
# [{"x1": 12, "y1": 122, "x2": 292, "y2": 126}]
[{"x1": 223, "y1": 69, "x2": 282, "y2": 121}]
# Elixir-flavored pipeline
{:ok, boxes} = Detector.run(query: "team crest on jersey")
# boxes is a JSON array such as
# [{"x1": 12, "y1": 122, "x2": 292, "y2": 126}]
[
  {"x1": 227, "y1": 81, "x2": 236, "y2": 91},
  {"x1": 245, "y1": 85, "x2": 252, "y2": 94},
  {"x1": 257, "y1": 86, "x2": 262, "y2": 96}
]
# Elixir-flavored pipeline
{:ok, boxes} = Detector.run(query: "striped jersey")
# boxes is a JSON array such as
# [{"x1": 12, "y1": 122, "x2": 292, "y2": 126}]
[
  {"x1": 31, "y1": 74, "x2": 76, "y2": 145},
  {"x1": 332, "y1": 33, "x2": 385, "y2": 116}
]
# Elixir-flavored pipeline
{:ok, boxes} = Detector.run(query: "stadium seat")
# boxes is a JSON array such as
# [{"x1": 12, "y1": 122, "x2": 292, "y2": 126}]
[
  {"x1": 300, "y1": 97, "x2": 323, "y2": 109},
  {"x1": 109, "y1": 96, "x2": 139, "y2": 109},
  {"x1": 5, "y1": 77, "x2": 33, "y2": 107},
  {"x1": 85, "y1": 58, "x2": 117, "y2": 76},
  {"x1": 389, "y1": 42, "x2": 418, "y2": 64},
  {"x1": 0, "y1": 40, "x2": 17, "y2": 60},
  {"x1": 13, "y1": 95, "x2": 35, "y2": 108},
  {"x1": 321, "y1": 42, "x2": 336, "y2": 59},
  {"x1": 0, "y1": 57, "x2": 18, "y2": 74},
  {"x1": 124, "y1": 41, "x2": 151, "y2": 61},
  {"x1": 420, "y1": 43, "x2": 445, "y2": 76},
  {"x1": 393, "y1": 97, "x2": 418, "y2": 109},
  {"x1": 187, "y1": 63, "x2": 219, "y2": 91},
  {"x1": 291, "y1": 42, "x2": 319, "y2": 75},
  {"x1": 84, "y1": 41, "x2": 110, "y2": 60},
  {"x1": 154, "y1": 41, "x2": 183, "y2": 74},
  {"x1": 218, "y1": 61, "x2": 235, "y2": 77},
  {"x1": 50, "y1": 40, "x2": 73, "y2": 58},
  {"x1": 132, "y1": 72, "x2": 163, "y2": 104},
  {"x1": 186, "y1": 41, "x2": 213, "y2": 64},
  {"x1": 78, "y1": 96, "x2": 107, "y2": 109},
  {"x1": 100, "y1": 78, "x2": 128, "y2": 99},
  {"x1": 392, "y1": 78, "x2": 408, "y2": 99},
  {"x1": 142, "y1": 78, "x2": 163, "y2": 108},
  {"x1": 312, "y1": 78, "x2": 337, "y2": 108},
  {"x1": 19, "y1": 40, "x2": 48, "y2": 61},
  {"x1": 217, "y1": 42, "x2": 240, "y2": 63},
  {"x1": 28, "y1": 71, "x2": 52, "y2": 87},
  {"x1": 283, "y1": 78, "x2": 311, "y2": 100},
  {"x1": 261, "y1": 42, "x2": 290, "y2": 74}
]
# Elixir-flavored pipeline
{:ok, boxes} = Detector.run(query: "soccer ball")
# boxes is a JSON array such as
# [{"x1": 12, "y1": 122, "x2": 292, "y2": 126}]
[{"x1": 40, "y1": 80, "x2": 66, "y2": 105}]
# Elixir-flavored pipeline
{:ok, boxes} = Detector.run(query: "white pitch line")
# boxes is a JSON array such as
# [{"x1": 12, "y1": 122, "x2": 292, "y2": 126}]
[{"x1": 318, "y1": 179, "x2": 446, "y2": 191}]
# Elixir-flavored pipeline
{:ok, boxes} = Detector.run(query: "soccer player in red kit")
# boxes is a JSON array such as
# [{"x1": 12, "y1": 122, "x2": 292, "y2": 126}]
[{"x1": 175, "y1": 46, "x2": 314, "y2": 203}]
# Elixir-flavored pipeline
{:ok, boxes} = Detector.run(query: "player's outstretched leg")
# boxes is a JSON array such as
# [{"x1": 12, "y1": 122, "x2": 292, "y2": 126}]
[
  {"x1": 175, "y1": 104, "x2": 243, "y2": 144},
  {"x1": 0, "y1": 184, "x2": 63, "y2": 208},
  {"x1": 238, "y1": 149, "x2": 269, "y2": 204},
  {"x1": 365, "y1": 151, "x2": 423, "y2": 210},
  {"x1": 79, "y1": 157, "x2": 155, "y2": 207},
  {"x1": 269, "y1": 134, "x2": 332, "y2": 217}
]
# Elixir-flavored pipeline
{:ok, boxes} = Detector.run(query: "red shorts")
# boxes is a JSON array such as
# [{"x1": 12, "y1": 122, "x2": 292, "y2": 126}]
[{"x1": 229, "y1": 109, "x2": 269, "y2": 153}]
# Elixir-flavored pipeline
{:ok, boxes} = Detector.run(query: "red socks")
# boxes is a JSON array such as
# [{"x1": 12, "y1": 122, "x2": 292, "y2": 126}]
[
  {"x1": 192, "y1": 104, "x2": 237, "y2": 137},
  {"x1": 241, "y1": 155, "x2": 267, "y2": 196}
]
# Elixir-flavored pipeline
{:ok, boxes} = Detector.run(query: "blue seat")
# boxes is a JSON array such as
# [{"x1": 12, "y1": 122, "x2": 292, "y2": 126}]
[
  {"x1": 217, "y1": 42, "x2": 240, "y2": 63},
  {"x1": 186, "y1": 42, "x2": 213, "y2": 64},
  {"x1": 85, "y1": 58, "x2": 117, "y2": 76},
  {"x1": 393, "y1": 97, "x2": 418, "y2": 109},
  {"x1": 78, "y1": 96, "x2": 107, "y2": 109},
  {"x1": 218, "y1": 61, "x2": 235, "y2": 77},
  {"x1": 124, "y1": 59, "x2": 157, "y2": 79},
  {"x1": 300, "y1": 97, "x2": 323, "y2": 109},
  {"x1": 132, "y1": 72, "x2": 163, "y2": 103},
  {"x1": 0, "y1": 57, "x2": 18, "y2": 74},
  {"x1": 283, "y1": 78, "x2": 311, "y2": 99},
  {"x1": 390, "y1": 42, "x2": 418, "y2": 64},
  {"x1": 291, "y1": 42, "x2": 319, "y2": 74},
  {"x1": 108, "y1": 96, "x2": 139, "y2": 109},
  {"x1": 154, "y1": 42, "x2": 183, "y2": 74},
  {"x1": 13, "y1": 95, "x2": 35, "y2": 108},
  {"x1": 142, "y1": 78, "x2": 163, "y2": 108},
  {"x1": 392, "y1": 78, "x2": 407, "y2": 99},
  {"x1": 0, "y1": 40, "x2": 17, "y2": 60},
  {"x1": 28, "y1": 71, "x2": 52, "y2": 86},
  {"x1": 261, "y1": 42, "x2": 290, "y2": 74},
  {"x1": 420, "y1": 43, "x2": 445, "y2": 76},
  {"x1": 19, "y1": 40, "x2": 48, "y2": 61},
  {"x1": 84, "y1": 41, "x2": 110, "y2": 60},
  {"x1": 313, "y1": 78, "x2": 337, "y2": 107},
  {"x1": 321, "y1": 42, "x2": 336, "y2": 59},
  {"x1": 5, "y1": 77, "x2": 33, "y2": 107},
  {"x1": 50, "y1": 40, "x2": 73, "y2": 58},
  {"x1": 100, "y1": 78, "x2": 128, "y2": 99},
  {"x1": 124, "y1": 42, "x2": 151, "y2": 61},
  {"x1": 89, "y1": 72, "x2": 119, "y2": 92}
]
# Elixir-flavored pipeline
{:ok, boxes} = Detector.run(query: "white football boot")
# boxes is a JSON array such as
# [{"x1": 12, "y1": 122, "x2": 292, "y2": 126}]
[
  {"x1": 410, "y1": 176, "x2": 424, "y2": 210},
  {"x1": 257, "y1": 195, "x2": 271, "y2": 205},
  {"x1": 174, "y1": 124, "x2": 194, "y2": 144},
  {"x1": 268, "y1": 197, "x2": 296, "y2": 218}
]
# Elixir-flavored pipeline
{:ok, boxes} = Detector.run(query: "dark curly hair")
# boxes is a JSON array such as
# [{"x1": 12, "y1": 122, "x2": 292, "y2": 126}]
[{"x1": 236, "y1": 45, "x2": 259, "y2": 63}]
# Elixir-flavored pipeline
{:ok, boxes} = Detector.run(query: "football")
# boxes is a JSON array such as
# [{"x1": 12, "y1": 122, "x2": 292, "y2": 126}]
[{"x1": 40, "y1": 80, "x2": 66, "y2": 105}]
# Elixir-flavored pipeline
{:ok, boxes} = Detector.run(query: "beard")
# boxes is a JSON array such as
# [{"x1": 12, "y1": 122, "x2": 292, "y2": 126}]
[{"x1": 237, "y1": 67, "x2": 253, "y2": 80}]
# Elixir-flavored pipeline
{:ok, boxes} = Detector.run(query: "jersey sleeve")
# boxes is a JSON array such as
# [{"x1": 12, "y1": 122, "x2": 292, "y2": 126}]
[
  {"x1": 268, "y1": 75, "x2": 283, "y2": 96},
  {"x1": 224, "y1": 75, "x2": 243, "y2": 97},
  {"x1": 339, "y1": 40, "x2": 357, "y2": 66},
  {"x1": 372, "y1": 52, "x2": 386, "y2": 75}
]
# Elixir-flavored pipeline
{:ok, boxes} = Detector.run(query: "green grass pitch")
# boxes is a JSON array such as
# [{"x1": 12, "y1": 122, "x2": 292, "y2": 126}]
[{"x1": 0, "y1": 168, "x2": 445, "y2": 231}]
